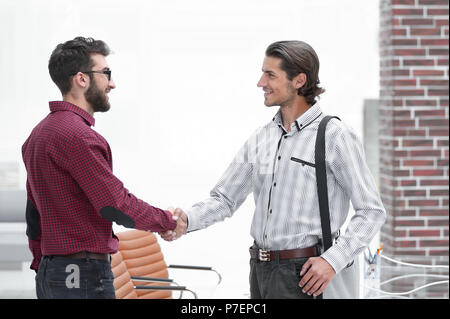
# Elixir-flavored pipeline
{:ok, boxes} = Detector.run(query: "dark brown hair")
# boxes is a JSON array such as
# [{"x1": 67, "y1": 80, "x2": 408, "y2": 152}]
[
  {"x1": 48, "y1": 37, "x2": 110, "y2": 95},
  {"x1": 265, "y1": 40, "x2": 325, "y2": 105}
]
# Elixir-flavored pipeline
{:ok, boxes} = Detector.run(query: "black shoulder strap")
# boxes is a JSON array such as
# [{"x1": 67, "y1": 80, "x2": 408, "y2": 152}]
[{"x1": 315, "y1": 115, "x2": 340, "y2": 252}]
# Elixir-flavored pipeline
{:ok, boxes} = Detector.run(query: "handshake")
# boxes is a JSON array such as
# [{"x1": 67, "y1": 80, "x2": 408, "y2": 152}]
[{"x1": 159, "y1": 207, "x2": 188, "y2": 241}]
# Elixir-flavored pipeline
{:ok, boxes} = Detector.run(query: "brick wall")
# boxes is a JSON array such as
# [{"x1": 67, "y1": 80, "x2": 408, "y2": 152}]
[{"x1": 379, "y1": 0, "x2": 449, "y2": 262}]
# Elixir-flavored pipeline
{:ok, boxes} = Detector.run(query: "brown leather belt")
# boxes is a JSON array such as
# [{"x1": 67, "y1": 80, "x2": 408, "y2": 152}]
[
  {"x1": 250, "y1": 246, "x2": 319, "y2": 262},
  {"x1": 49, "y1": 251, "x2": 110, "y2": 261}
]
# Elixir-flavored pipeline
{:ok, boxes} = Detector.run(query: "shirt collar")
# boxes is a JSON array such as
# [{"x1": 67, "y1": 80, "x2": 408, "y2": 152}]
[
  {"x1": 49, "y1": 101, "x2": 95, "y2": 127},
  {"x1": 272, "y1": 102, "x2": 322, "y2": 133}
]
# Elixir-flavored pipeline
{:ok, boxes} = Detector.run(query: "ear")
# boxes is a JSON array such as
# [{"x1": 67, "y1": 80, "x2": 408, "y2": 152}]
[
  {"x1": 72, "y1": 72, "x2": 89, "y2": 90},
  {"x1": 293, "y1": 73, "x2": 307, "y2": 90}
]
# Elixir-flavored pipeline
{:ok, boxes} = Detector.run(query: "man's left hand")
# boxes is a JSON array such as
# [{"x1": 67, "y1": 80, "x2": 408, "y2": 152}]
[{"x1": 299, "y1": 257, "x2": 336, "y2": 297}]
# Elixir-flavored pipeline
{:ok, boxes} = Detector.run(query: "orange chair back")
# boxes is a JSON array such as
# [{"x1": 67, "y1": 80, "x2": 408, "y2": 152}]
[
  {"x1": 116, "y1": 230, "x2": 172, "y2": 299},
  {"x1": 111, "y1": 251, "x2": 138, "y2": 299}
]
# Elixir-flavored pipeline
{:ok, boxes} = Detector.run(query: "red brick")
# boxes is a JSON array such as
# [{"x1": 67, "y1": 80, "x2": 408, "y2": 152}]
[
  {"x1": 405, "y1": 99, "x2": 437, "y2": 106},
  {"x1": 429, "y1": 129, "x2": 449, "y2": 136},
  {"x1": 410, "y1": 150, "x2": 441, "y2": 157},
  {"x1": 392, "y1": 8, "x2": 424, "y2": 15},
  {"x1": 436, "y1": 159, "x2": 449, "y2": 166},
  {"x1": 436, "y1": 19, "x2": 449, "y2": 27},
  {"x1": 429, "y1": 49, "x2": 449, "y2": 56},
  {"x1": 395, "y1": 49, "x2": 427, "y2": 56},
  {"x1": 401, "y1": 180, "x2": 417, "y2": 186},
  {"x1": 409, "y1": 199, "x2": 440, "y2": 206},
  {"x1": 403, "y1": 59, "x2": 434, "y2": 66},
  {"x1": 396, "y1": 219, "x2": 425, "y2": 227},
  {"x1": 420, "y1": 39, "x2": 449, "y2": 46},
  {"x1": 393, "y1": 119, "x2": 416, "y2": 127},
  {"x1": 420, "y1": 179, "x2": 448, "y2": 186},
  {"x1": 418, "y1": 0, "x2": 449, "y2": 5},
  {"x1": 420, "y1": 79, "x2": 449, "y2": 86},
  {"x1": 430, "y1": 250, "x2": 449, "y2": 256},
  {"x1": 393, "y1": 79, "x2": 417, "y2": 86},
  {"x1": 429, "y1": 89, "x2": 450, "y2": 96},
  {"x1": 397, "y1": 210, "x2": 417, "y2": 217},
  {"x1": 410, "y1": 28, "x2": 442, "y2": 36},
  {"x1": 395, "y1": 240, "x2": 418, "y2": 248},
  {"x1": 420, "y1": 209, "x2": 449, "y2": 216},
  {"x1": 427, "y1": 8, "x2": 449, "y2": 15},
  {"x1": 392, "y1": 0, "x2": 415, "y2": 4},
  {"x1": 413, "y1": 169, "x2": 444, "y2": 176},
  {"x1": 404, "y1": 189, "x2": 427, "y2": 196},
  {"x1": 437, "y1": 59, "x2": 449, "y2": 66},
  {"x1": 415, "y1": 109, "x2": 447, "y2": 116},
  {"x1": 395, "y1": 250, "x2": 427, "y2": 256},
  {"x1": 402, "y1": 19, "x2": 434, "y2": 26},
  {"x1": 407, "y1": 129, "x2": 427, "y2": 136},
  {"x1": 413, "y1": 70, "x2": 444, "y2": 76},
  {"x1": 392, "y1": 28, "x2": 407, "y2": 36},
  {"x1": 410, "y1": 230, "x2": 441, "y2": 237},
  {"x1": 392, "y1": 69, "x2": 410, "y2": 76},
  {"x1": 403, "y1": 160, "x2": 434, "y2": 166},
  {"x1": 394, "y1": 170, "x2": 411, "y2": 177},
  {"x1": 430, "y1": 189, "x2": 449, "y2": 196},
  {"x1": 402, "y1": 140, "x2": 433, "y2": 147},
  {"x1": 420, "y1": 240, "x2": 449, "y2": 247},
  {"x1": 392, "y1": 39, "x2": 418, "y2": 46},
  {"x1": 438, "y1": 140, "x2": 449, "y2": 147},
  {"x1": 419, "y1": 119, "x2": 449, "y2": 126},
  {"x1": 428, "y1": 219, "x2": 449, "y2": 227}
]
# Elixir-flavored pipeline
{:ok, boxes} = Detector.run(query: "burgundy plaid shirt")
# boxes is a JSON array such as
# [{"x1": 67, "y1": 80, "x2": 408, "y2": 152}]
[{"x1": 22, "y1": 101, "x2": 177, "y2": 271}]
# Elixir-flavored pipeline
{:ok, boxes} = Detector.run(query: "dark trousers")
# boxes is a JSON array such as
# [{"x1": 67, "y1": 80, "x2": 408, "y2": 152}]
[
  {"x1": 35, "y1": 255, "x2": 116, "y2": 299},
  {"x1": 249, "y1": 250, "x2": 322, "y2": 299}
]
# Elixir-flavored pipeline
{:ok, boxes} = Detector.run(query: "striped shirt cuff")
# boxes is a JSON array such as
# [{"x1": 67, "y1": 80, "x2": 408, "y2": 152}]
[{"x1": 320, "y1": 244, "x2": 350, "y2": 274}]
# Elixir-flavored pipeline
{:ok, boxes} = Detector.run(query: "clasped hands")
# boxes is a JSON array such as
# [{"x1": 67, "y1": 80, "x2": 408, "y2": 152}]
[{"x1": 159, "y1": 207, "x2": 188, "y2": 241}]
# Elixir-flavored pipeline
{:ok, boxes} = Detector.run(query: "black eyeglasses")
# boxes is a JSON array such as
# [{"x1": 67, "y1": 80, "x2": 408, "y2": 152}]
[{"x1": 76, "y1": 69, "x2": 112, "y2": 81}]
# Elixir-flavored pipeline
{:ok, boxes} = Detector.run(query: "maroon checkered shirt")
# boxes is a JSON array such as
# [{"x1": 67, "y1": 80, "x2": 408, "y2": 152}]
[{"x1": 22, "y1": 101, "x2": 177, "y2": 271}]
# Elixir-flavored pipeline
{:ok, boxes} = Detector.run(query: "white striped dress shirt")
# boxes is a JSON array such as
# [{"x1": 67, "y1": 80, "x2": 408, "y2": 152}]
[{"x1": 185, "y1": 102, "x2": 386, "y2": 273}]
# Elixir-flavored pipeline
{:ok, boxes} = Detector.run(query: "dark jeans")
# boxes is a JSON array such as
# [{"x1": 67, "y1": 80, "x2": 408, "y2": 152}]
[
  {"x1": 35, "y1": 255, "x2": 116, "y2": 299},
  {"x1": 249, "y1": 249, "x2": 322, "y2": 299}
]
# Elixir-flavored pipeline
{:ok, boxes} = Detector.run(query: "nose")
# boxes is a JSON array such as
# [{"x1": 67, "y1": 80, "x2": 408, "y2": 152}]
[
  {"x1": 109, "y1": 79, "x2": 116, "y2": 89},
  {"x1": 257, "y1": 74, "x2": 266, "y2": 88}
]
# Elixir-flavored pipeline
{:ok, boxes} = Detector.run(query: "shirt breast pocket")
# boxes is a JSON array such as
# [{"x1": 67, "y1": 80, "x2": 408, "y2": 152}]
[{"x1": 290, "y1": 156, "x2": 316, "y2": 168}]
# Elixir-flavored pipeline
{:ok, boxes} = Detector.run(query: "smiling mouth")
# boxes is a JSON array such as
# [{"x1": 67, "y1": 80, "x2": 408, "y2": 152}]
[{"x1": 264, "y1": 90, "x2": 273, "y2": 98}]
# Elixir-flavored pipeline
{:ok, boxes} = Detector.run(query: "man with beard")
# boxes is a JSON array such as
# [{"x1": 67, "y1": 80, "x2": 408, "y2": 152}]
[{"x1": 21, "y1": 37, "x2": 183, "y2": 299}]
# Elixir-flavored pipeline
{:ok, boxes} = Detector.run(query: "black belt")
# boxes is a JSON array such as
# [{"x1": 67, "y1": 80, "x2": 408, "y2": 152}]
[
  {"x1": 46, "y1": 251, "x2": 110, "y2": 261},
  {"x1": 250, "y1": 246, "x2": 319, "y2": 262}
]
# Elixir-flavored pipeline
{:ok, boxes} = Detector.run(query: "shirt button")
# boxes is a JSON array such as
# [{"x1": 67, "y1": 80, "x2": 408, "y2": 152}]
[
  {"x1": 270, "y1": 209, "x2": 272, "y2": 214},
  {"x1": 273, "y1": 182, "x2": 276, "y2": 187},
  {"x1": 278, "y1": 156, "x2": 281, "y2": 160},
  {"x1": 265, "y1": 235, "x2": 267, "y2": 238},
  {"x1": 284, "y1": 136, "x2": 288, "y2": 139}
]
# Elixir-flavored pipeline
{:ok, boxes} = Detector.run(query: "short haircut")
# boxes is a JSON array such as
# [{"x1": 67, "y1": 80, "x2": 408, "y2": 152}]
[{"x1": 48, "y1": 36, "x2": 110, "y2": 95}]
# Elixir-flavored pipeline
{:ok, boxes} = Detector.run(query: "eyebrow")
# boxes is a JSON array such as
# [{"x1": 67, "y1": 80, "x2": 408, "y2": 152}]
[{"x1": 262, "y1": 69, "x2": 276, "y2": 76}]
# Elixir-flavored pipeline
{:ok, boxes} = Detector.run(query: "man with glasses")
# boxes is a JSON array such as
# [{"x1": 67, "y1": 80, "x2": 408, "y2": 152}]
[{"x1": 22, "y1": 37, "x2": 183, "y2": 299}]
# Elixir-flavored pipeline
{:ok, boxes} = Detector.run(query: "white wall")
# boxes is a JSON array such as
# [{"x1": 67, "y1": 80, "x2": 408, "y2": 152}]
[{"x1": 0, "y1": 0, "x2": 380, "y2": 297}]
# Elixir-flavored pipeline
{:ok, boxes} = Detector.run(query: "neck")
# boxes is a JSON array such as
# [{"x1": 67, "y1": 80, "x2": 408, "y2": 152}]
[
  {"x1": 63, "y1": 92, "x2": 94, "y2": 116},
  {"x1": 280, "y1": 97, "x2": 310, "y2": 132}
]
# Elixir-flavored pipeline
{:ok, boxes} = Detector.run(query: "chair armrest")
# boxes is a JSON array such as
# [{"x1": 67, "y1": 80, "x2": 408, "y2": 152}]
[
  {"x1": 131, "y1": 276, "x2": 173, "y2": 283},
  {"x1": 135, "y1": 285, "x2": 197, "y2": 299},
  {"x1": 168, "y1": 264, "x2": 222, "y2": 285}
]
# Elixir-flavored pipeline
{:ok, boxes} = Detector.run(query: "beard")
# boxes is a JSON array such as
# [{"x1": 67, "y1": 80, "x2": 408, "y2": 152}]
[{"x1": 85, "y1": 80, "x2": 110, "y2": 113}]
